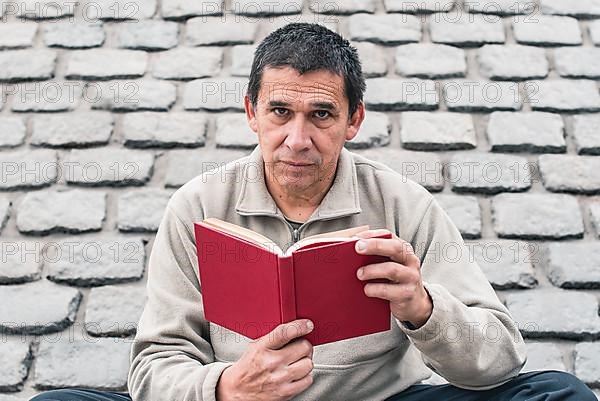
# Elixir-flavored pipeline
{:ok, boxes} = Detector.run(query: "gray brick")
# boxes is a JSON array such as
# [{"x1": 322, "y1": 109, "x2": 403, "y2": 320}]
[
  {"x1": 478, "y1": 45, "x2": 549, "y2": 80},
  {"x1": 448, "y1": 152, "x2": 532, "y2": 194},
  {"x1": 186, "y1": 17, "x2": 257, "y2": 46},
  {"x1": 434, "y1": 194, "x2": 481, "y2": 238},
  {"x1": 184, "y1": 77, "x2": 248, "y2": 111},
  {"x1": 575, "y1": 342, "x2": 600, "y2": 388},
  {"x1": 0, "y1": 49, "x2": 56, "y2": 82},
  {"x1": 430, "y1": 13, "x2": 505, "y2": 47},
  {"x1": 164, "y1": 148, "x2": 250, "y2": 187},
  {"x1": 230, "y1": 45, "x2": 256, "y2": 77},
  {"x1": 349, "y1": 14, "x2": 421, "y2": 45},
  {"x1": 152, "y1": 47, "x2": 223, "y2": 80},
  {"x1": 506, "y1": 289, "x2": 600, "y2": 339},
  {"x1": 540, "y1": 0, "x2": 600, "y2": 18},
  {"x1": 31, "y1": 112, "x2": 113, "y2": 148},
  {"x1": 573, "y1": 115, "x2": 600, "y2": 155},
  {"x1": 117, "y1": 189, "x2": 172, "y2": 232},
  {"x1": 384, "y1": 0, "x2": 455, "y2": 13},
  {"x1": 492, "y1": 193, "x2": 584, "y2": 240},
  {"x1": 11, "y1": 81, "x2": 82, "y2": 112},
  {"x1": 0, "y1": 280, "x2": 81, "y2": 334},
  {"x1": 15, "y1": 0, "x2": 75, "y2": 19},
  {"x1": 0, "y1": 149, "x2": 58, "y2": 190},
  {"x1": 63, "y1": 148, "x2": 154, "y2": 186},
  {"x1": 80, "y1": 0, "x2": 156, "y2": 19},
  {"x1": 161, "y1": 0, "x2": 222, "y2": 19},
  {"x1": 233, "y1": 0, "x2": 303, "y2": 15},
  {"x1": 0, "y1": 239, "x2": 43, "y2": 284},
  {"x1": 591, "y1": 20, "x2": 600, "y2": 45},
  {"x1": 345, "y1": 111, "x2": 390, "y2": 149},
  {"x1": 85, "y1": 284, "x2": 146, "y2": 336},
  {"x1": 0, "y1": 339, "x2": 32, "y2": 391},
  {"x1": 45, "y1": 237, "x2": 145, "y2": 286},
  {"x1": 43, "y1": 21, "x2": 105, "y2": 49},
  {"x1": 365, "y1": 78, "x2": 438, "y2": 111},
  {"x1": 353, "y1": 42, "x2": 387, "y2": 78},
  {"x1": 89, "y1": 80, "x2": 176, "y2": 111},
  {"x1": 65, "y1": 49, "x2": 147, "y2": 80},
  {"x1": 539, "y1": 154, "x2": 600, "y2": 194},
  {"x1": 465, "y1": 0, "x2": 535, "y2": 14},
  {"x1": 487, "y1": 112, "x2": 565, "y2": 153},
  {"x1": 444, "y1": 80, "x2": 521, "y2": 112},
  {"x1": 215, "y1": 114, "x2": 259, "y2": 149},
  {"x1": 16, "y1": 189, "x2": 106, "y2": 235},
  {"x1": 354, "y1": 148, "x2": 444, "y2": 192},
  {"x1": 34, "y1": 338, "x2": 130, "y2": 390},
  {"x1": 514, "y1": 16, "x2": 582, "y2": 46},
  {"x1": 591, "y1": 203, "x2": 600, "y2": 238},
  {"x1": 522, "y1": 342, "x2": 566, "y2": 372},
  {"x1": 0, "y1": 197, "x2": 9, "y2": 234},
  {"x1": 526, "y1": 80, "x2": 600, "y2": 113},
  {"x1": 400, "y1": 112, "x2": 476, "y2": 150},
  {"x1": 0, "y1": 22, "x2": 37, "y2": 49},
  {"x1": 115, "y1": 20, "x2": 179, "y2": 50},
  {"x1": 555, "y1": 47, "x2": 600, "y2": 79},
  {"x1": 544, "y1": 242, "x2": 600, "y2": 289},
  {"x1": 467, "y1": 239, "x2": 537, "y2": 289},
  {"x1": 310, "y1": 0, "x2": 376, "y2": 14},
  {"x1": 0, "y1": 117, "x2": 26, "y2": 148},
  {"x1": 123, "y1": 112, "x2": 207, "y2": 148},
  {"x1": 395, "y1": 43, "x2": 466, "y2": 79}
]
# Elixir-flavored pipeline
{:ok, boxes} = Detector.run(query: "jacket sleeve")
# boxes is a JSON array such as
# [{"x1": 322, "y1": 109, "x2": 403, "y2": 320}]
[
  {"x1": 395, "y1": 197, "x2": 527, "y2": 390},
  {"x1": 127, "y1": 202, "x2": 234, "y2": 401}
]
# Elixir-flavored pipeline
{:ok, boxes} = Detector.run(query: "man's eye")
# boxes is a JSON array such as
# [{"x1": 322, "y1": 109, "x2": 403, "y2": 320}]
[
  {"x1": 272, "y1": 108, "x2": 288, "y2": 116},
  {"x1": 314, "y1": 110, "x2": 330, "y2": 119}
]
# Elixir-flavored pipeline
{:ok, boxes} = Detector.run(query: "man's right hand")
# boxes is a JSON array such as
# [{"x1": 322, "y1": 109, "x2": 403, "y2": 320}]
[{"x1": 216, "y1": 319, "x2": 315, "y2": 401}]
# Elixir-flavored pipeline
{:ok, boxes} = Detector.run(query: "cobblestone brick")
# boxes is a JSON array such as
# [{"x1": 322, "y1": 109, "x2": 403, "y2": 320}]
[
  {"x1": 349, "y1": 14, "x2": 421, "y2": 45},
  {"x1": 82, "y1": 0, "x2": 157, "y2": 19},
  {"x1": 573, "y1": 114, "x2": 600, "y2": 155},
  {"x1": 14, "y1": 0, "x2": 75, "y2": 19},
  {"x1": 183, "y1": 77, "x2": 248, "y2": 111},
  {"x1": 31, "y1": 113, "x2": 114, "y2": 148},
  {"x1": 522, "y1": 342, "x2": 566, "y2": 372},
  {"x1": 160, "y1": 0, "x2": 223, "y2": 19},
  {"x1": 434, "y1": 194, "x2": 481, "y2": 238},
  {"x1": 465, "y1": 0, "x2": 535, "y2": 14},
  {"x1": 310, "y1": 0, "x2": 376, "y2": 14},
  {"x1": 514, "y1": 16, "x2": 582, "y2": 46},
  {"x1": 345, "y1": 111, "x2": 390, "y2": 149},
  {"x1": 492, "y1": 193, "x2": 584, "y2": 240},
  {"x1": 186, "y1": 17, "x2": 257, "y2": 46},
  {"x1": 0, "y1": 280, "x2": 81, "y2": 334},
  {"x1": 152, "y1": 47, "x2": 223, "y2": 80},
  {"x1": 544, "y1": 242, "x2": 600, "y2": 289},
  {"x1": 400, "y1": 112, "x2": 476, "y2": 150},
  {"x1": 0, "y1": 339, "x2": 32, "y2": 392},
  {"x1": 115, "y1": 20, "x2": 179, "y2": 50},
  {"x1": 44, "y1": 237, "x2": 146, "y2": 286},
  {"x1": 0, "y1": 197, "x2": 9, "y2": 234},
  {"x1": 232, "y1": 0, "x2": 303, "y2": 15},
  {"x1": 65, "y1": 49, "x2": 147, "y2": 80},
  {"x1": 478, "y1": 45, "x2": 549, "y2": 80},
  {"x1": 505, "y1": 289, "x2": 600, "y2": 339},
  {"x1": 554, "y1": 47, "x2": 600, "y2": 79},
  {"x1": 526, "y1": 80, "x2": 600, "y2": 113},
  {"x1": 123, "y1": 112, "x2": 207, "y2": 148},
  {"x1": 365, "y1": 78, "x2": 438, "y2": 111},
  {"x1": 0, "y1": 117, "x2": 26, "y2": 148},
  {"x1": 591, "y1": 202, "x2": 600, "y2": 238},
  {"x1": 539, "y1": 154, "x2": 600, "y2": 194},
  {"x1": 0, "y1": 50, "x2": 56, "y2": 82},
  {"x1": 0, "y1": 23, "x2": 37, "y2": 49},
  {"x1": 383, "y1": 0, "x2": 455, "y2": 13},
  {"x1": 0, "y1": 149, "x2": 58, "y2": 190},
  {"x1": 354, "y1": 42, "x2": 387, "y2": 78},
  {"x1": 63, "y1": 148, "x2": 154, "y2": 186},
  {"x1": 43, "y1": 21, "x2": 105, "y2": 49},
  {"x1": 117, "y1": 189, "x2": 172, "y2": 231},
  {"x1": 215, "y1": 113, "x2": 259, "y2": 148},
  {"x1": 16, "y1": 189, "x2": 106, "y2": 235},
  {"x1": 85, "y1": 284, "x2": 146, "y2": 336},
  {"x1": 430, "y1": 13, "x2": 505, "y2": 47},
  {"x1": 448, "y1": 152, "x2": 532, "y2": 194},
  {"x1": 487, "y1": 112, "x2": 566, "y2": 153},
  {"x1": 444, "y1": 80, "x2": 521, "y2": 112},
  {"x1": 591, "y1": 20, "x2": 600, "y2": 45},
  {"x1": 0, "y1": 239, "x2": 43, "y2": 284},
  {"x1": 230, "y1": 45, "x2": 256, "y2": 77},
  {"x1": 89, "y1": 80, "x2": 176, "y2": 111},
  {"x1": 395, "y1": 43, "x2": 466, "y2": 79},
  {"x1": 11, "y1": 82, "x2": 82, "y2": 112},
  {"x1": 540, "y1": 0, "x2": 600, "y2": 18},
  {"x1": 574, "y1": 342, "x2": 600, "y2": 388}
]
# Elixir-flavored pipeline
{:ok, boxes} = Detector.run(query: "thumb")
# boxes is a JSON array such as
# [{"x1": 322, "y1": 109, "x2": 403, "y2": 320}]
[{"x1": 262, "y1": 319, "x2": 314, "y2": 350}]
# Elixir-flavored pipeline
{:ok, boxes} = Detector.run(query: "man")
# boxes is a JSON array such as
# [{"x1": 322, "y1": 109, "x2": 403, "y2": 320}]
[{"x1": 33, "y1": 23, "x2": 595, "y2": 401}]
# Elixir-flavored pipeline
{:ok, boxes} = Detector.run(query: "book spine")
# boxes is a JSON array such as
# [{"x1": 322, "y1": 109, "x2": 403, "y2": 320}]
[{"x1": 277, "y1": 255, "x2": 297, "y2": 323}]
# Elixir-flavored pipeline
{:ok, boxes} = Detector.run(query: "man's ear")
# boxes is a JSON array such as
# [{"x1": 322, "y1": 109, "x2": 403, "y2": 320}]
[
  {"x1": 345, "y1": 101, "x2": 365, "y2": 141},
  {"x1": 244, "y1": 95, "x2": 258, "y2": 133}
]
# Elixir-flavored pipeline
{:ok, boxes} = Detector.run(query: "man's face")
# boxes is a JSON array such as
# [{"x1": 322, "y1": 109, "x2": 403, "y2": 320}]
[{"x1": 244, "y1": 66, "x2": 364, "y2": 197}]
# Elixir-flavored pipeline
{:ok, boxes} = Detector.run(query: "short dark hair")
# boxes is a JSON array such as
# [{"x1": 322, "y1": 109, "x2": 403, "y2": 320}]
[{"x1": 247, "y1": 22, "x2": 366, "y2": 118}]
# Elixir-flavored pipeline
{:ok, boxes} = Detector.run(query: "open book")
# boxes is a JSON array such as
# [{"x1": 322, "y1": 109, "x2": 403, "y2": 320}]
[{"x1": 194, "y1": 217, "x2": 393, "y2": 346}]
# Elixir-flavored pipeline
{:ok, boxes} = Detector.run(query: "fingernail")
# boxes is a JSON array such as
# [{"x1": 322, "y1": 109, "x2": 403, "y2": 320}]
[
  {"x1": 356, "y1": 240, "x2": 366, "y2": 252},
  {"x1": 306, "y1": 320, "x2": 314, "y2": 331},
  {"x1": 357, "y1": 268, "x2": 364, "y2": 279}
]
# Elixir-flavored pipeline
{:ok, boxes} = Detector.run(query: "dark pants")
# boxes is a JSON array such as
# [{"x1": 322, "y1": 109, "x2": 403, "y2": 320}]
[{"x1": 29, "y1": 370, "x2": 596, "y2": 401}]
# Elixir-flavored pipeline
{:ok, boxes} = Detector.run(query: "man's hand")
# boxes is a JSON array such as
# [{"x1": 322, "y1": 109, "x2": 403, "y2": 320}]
[
  {"x1": 354, "y1": 229, "x2": 433, "y2": 329},
  {"x1": 216, "y1": 319, "x2": 315, "y2": 401}
]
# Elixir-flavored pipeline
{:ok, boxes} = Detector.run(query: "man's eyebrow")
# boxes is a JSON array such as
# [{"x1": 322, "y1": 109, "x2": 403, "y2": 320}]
[{"x1": 267, "y1": 100, "x2": 339, "y2": 110}]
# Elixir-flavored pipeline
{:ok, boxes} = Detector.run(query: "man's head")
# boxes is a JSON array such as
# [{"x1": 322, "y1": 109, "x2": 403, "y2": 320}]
[{"x1": 244, "y1": 23, "x2": 366, "y2": 203}]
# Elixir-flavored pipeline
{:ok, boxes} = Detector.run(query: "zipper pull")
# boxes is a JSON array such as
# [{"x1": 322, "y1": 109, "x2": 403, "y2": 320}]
[{"x1": 292, "y1": 228, "x2": 299, "y2": 243}]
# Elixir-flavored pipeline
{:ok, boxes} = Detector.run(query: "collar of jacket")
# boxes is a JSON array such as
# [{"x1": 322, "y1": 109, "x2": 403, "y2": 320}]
[{"x1": 235, "y1": 145, "x2": 362, "y2": 221}]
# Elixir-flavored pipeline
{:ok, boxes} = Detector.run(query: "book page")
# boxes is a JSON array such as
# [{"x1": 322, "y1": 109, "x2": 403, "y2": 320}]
[
  {"x1": 283, "y1": 225, "x2": 370, "y2": 256},
  {"x1": 201, "y1": 218, "x2": 283, "y2": 255}
]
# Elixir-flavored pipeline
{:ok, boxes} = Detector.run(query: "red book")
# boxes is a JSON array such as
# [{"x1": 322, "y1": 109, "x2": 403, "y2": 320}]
[{"x1": 194, "y1": 218, "x2": 392, "y2": 346}]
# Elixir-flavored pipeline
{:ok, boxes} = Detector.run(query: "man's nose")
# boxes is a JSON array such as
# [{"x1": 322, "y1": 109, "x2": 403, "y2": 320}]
[{"x1": 284, "y1": 115, "x2": 312, "y2": 152}]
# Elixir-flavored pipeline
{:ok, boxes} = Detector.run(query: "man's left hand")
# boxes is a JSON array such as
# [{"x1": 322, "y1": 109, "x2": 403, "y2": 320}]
[{"x1": 354, "y1": 229, "x2": 433, "y2": 329}]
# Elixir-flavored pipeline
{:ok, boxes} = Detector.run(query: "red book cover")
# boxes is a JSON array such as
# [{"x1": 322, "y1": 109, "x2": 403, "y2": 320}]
[{"x1": 194, "y1": 219, "x2": 392, "y2": 346}]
